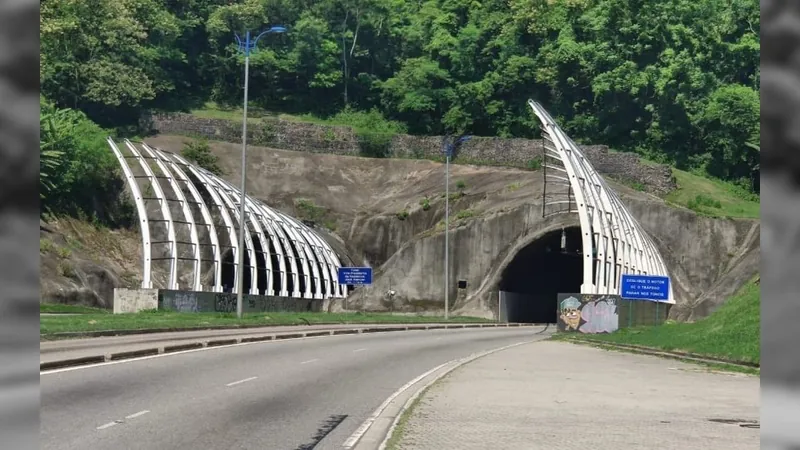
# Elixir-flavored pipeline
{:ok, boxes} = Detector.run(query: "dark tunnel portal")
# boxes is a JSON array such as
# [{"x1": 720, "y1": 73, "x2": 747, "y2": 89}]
[{"x1": 498, "y1": 227, "x2": 583, "y2": 324}]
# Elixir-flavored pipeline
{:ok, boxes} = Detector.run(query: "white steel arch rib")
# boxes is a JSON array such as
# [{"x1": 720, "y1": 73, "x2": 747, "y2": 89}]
[
  {"x1": 211, "y1": 176, "x2": 280, "y2": 297},
  {"x1": 201, "y1": 171, "x2": 260, "y2": 295},
  {"x1": 278, "y1": 212, "x2": 323, "y2": 299},
  {"x1": 527, "y1": 100, "x2": 675, "y2": 304},
  {"x1": 138, "y1": 142, "x2": 203, "y2": 292},
  {"x1": 124, "y1": 141, "x2": 179, "y2": 290},
  {"x1": 282, "y1": 214, "x2": 337, "y2": 299},
  {"x1": 258, "y1": 208, "x2": 305, "y2": 298},
  {"x1": 250, "y1": 205, "x2": 289, "y2": 297},
  {"x1": 170, "y1": 153, "x2": 241, "y2": 293},
  {"x1": 154, "y1": 147, "x2": 223, "y2": 292},
  {"x1": 107, "y1": 139, "x2": 153, "y2": 289},
  {"x1": 107, "y1": 139, "x2": 348, "y2": 299}
]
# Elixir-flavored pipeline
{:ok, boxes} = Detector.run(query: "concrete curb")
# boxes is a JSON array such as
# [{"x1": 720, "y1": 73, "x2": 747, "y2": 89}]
[
  {"x1": 568, "y1": 338, "x2": 759, "y2": 369},
  {"x1": 40, "y1": 323, "x2": 542, "y2": 372},
  {"x1": 41, "y1": 321, "x2": 544, "y2": 340},
  {"x1": 349, "y1": 340, "x2": 538, "y2": 450}
]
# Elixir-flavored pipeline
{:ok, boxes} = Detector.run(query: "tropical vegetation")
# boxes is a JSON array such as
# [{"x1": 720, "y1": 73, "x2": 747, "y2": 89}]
[{"x1": 39, "y1": 0, "x2": 761, "y2": 223}]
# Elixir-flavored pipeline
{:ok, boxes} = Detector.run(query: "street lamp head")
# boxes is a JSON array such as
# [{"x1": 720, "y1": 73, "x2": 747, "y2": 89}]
[
  {"x1": 235, "y1": 25, "x2": 288, "y2": 55},
  {"x1": 443, "y1": 134, "x2": 472, "y2": 158}
]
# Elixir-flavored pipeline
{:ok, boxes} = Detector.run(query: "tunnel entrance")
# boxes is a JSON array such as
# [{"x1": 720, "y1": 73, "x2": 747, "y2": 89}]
[{"x1": 498, "y1": 227, "x2": 583, "y2": 323}]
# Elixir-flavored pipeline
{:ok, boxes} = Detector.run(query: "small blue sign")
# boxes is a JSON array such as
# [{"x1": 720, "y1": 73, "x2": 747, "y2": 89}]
[
  {"x1": 338, "y1": 267, "x2": 373, "y2": 286},
  {"x1": 620, "y1": 274, "x2": 670, "y2": 301}
]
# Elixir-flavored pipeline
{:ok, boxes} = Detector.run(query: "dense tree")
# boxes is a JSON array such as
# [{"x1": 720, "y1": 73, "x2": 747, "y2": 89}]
[
  {"x1": 39, "y1": 97, "x2": 134, "y2": 225},
  {"x1": 40, "y1": 0, "x2": 761, "y2": 193}
]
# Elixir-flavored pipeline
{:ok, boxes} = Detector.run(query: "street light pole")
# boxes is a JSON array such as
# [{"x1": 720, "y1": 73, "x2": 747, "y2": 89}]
[
  {"x1": 444, "y1": 145, "x2": 451, "y2": 321},
  {"x1": 442, "y1": 135, "x2": 471, "y2": 321},
  {"x1": 234, "y1": 26, "x2": 286, "y2": 319}
]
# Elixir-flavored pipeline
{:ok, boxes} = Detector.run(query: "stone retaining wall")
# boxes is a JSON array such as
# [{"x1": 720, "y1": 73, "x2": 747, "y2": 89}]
[{"x1": 146, "y1": 113, "x2": 676, "y2": 195}]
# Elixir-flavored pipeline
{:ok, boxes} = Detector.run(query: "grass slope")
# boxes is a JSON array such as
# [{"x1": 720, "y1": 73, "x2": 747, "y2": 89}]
[
  {"x1": 665, "y1": 168, "x2": 760, "y2": 219},
  {"x1": 40, "y1": 304, "x2": 110, "y2": 314},
  {"x1": 40, "y1": 310, "x2": 492, "y2": 337},
  {"x1": 585, "y1": 279, "x2": 760, "y2": 364}
]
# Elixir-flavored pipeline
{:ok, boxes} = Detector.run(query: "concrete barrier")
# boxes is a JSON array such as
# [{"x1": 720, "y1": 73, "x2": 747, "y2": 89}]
[
  {"x1": 109, "y1": 348, "x2": 160, "y2": 360},
  {"x1": 40, "y1": 323, "x2": 540, "y2": 372}
]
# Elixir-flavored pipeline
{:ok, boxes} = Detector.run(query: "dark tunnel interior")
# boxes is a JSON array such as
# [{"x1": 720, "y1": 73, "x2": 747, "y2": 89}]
[
  {"x1": 498, "y1": 227, "x2": 584, "y2": 323},
  {"x1": 221, "y1": 247, "x2": 253, "y2": 293}
]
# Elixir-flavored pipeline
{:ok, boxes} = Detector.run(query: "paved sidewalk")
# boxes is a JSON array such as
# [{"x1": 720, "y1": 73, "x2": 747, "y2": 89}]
[{"x1": 393, "y1": 341, "x2": 759, "y2": 450}]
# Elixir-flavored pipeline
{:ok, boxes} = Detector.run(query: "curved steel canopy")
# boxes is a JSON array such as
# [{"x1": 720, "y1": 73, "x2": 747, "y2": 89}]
[
  {"x1": 528, "y1": 100, "x2": 674, "y2": 304},
  {"x1": 107, "y1": 138, "x2": 347, "y2": 299}
]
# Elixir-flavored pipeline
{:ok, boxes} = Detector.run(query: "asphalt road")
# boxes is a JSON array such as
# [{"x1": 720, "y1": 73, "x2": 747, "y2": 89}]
[{"x1": 41, "y1": 326, "x2": 552, "y2": 450}]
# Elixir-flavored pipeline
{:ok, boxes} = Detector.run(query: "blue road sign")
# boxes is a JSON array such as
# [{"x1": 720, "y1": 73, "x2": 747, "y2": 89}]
[
  {"x1": 620, "y1": 274, "x2": 670, "y2": 301},
  {"x1": 338, "y1": 267, "x2": 373, "y2": 286}
]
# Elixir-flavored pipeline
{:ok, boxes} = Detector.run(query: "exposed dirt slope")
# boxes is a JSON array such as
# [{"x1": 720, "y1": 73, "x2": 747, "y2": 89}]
[{"x1": 40, "y1": 218, "x2": 142, "y2": 308}]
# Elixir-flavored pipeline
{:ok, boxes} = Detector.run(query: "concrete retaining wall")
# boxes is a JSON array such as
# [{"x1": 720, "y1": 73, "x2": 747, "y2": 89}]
[
  {"x1": 113, "y1": 288, "x2": 159, "y2": 313},
  {"x1": 113, "y1": 288, "x2": 324, "y2": 314},
  {"x1": 158, "y1": 289, "x2": 324, "y2": 314}
]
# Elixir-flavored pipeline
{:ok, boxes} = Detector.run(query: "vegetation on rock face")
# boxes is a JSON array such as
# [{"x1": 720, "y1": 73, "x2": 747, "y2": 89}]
[
  {"x1": 294, "y1": 198, "x2": 337, "y2": 230},
  {"x1": 419, "y1": 197, "x2": 431, "y2": 211},
  {"x1": 40, "y1": 0, "x2": 760, "y2": 194},
  {"x1": 39, "y1": 97, "x2": 134, "y2": 227},
  {"x1": 181, "y1": 138, "x2": 225, "y2": 175}
]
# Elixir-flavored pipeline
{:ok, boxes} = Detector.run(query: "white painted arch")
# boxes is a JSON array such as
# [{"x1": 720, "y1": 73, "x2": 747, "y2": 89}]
[
  {"x1": 107, "y1": 139, "x2": 347, "y2": 299},
  {"x1": 528, "y1": 100, "x2": 675, "y2": 304}
]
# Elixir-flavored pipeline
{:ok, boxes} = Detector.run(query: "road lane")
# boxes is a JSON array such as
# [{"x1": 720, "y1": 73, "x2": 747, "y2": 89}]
[{"x1": 41, "y1": 326, "x2": 552, "y2": 450}]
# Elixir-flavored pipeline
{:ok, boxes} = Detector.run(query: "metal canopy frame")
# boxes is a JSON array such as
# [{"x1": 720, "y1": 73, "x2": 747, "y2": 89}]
[
  {"x1": 528, "y1": 101, "x2": 675, "y2": 304},
  {"x1": 108, "y1": 139, "x2": 347, "y2": 299}
]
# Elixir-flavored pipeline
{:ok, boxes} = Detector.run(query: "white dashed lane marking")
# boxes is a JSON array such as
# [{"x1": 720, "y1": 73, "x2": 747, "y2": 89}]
[
  {"x1": 225, "y1": 376, "x2": 258, "y2": 387},
  {"x1": 125, "y1": 410, "x2": 150, "y2": 419},
  {"x1": 96, "y1": 421, "x2": 120, "y2": 430},
  {"x1": 353, "y1": 348, "x2": 367, "y2": 353},
  {"x1": 97, "y1": 410, "x2": 150, "y2": 430},
  {"x1": 300, "y1": 359, "x2": 319, "y2": 365}
]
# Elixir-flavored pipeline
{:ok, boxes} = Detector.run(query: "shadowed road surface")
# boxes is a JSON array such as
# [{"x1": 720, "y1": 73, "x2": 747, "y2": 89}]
[{"x1": 41, "y1": 326, "x2": 551, "y2": 450}]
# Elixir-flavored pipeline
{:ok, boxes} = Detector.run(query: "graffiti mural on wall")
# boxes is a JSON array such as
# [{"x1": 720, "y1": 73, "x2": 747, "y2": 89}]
[
  {"x1": 214, "y1": 292, "x2": 237, "y2": 313},
  {"x1": 557, "y1": 293, "x2": 620, "y2": 334},
  {"x1": 159, "y1": 289, "x2": 324, "y2": 313}
]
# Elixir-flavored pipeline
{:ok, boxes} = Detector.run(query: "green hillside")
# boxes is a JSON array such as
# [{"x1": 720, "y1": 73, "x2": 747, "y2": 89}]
[{"x1": 590, "y1": 278, "x2": 761, "y2": 364}]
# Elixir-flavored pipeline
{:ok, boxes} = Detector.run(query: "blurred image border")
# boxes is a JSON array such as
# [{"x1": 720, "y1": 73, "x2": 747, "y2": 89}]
[
  {"x1": 0, "y1": 0, "x2": 41, "y2": 448},
  {"x1": 761, "y1": 0, "x2": 800, "y2": 448}
]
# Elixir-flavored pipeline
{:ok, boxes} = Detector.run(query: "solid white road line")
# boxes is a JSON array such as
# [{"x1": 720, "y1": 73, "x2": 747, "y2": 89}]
[
  {"x1": 125, "y1": 410, "x2": 150, "y2": 420},
  {"x1": 225, "y1": 376, "x2": 258, "y2": 387},
  {"x1": 340, "y1": 361, "x2": 450, "y2": 449},
  {"x1": 300, "y1": 359, "x2": 319, "y2": 365},
  {"x1": 343, "y1": 340, "x2": 536, "y2": 449},
  {"x1": 375, "y1": 341, "x2": 533, "y2": 450}
]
